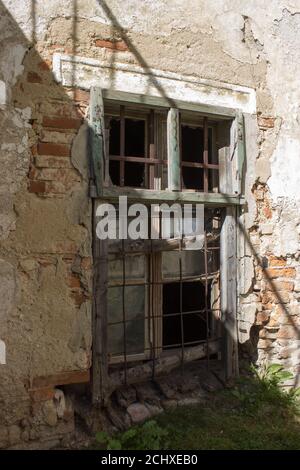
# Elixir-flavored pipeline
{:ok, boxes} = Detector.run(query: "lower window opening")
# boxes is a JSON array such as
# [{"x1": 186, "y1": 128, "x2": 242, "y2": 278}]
[{"x1": 162, "y1": 281, "x2": 211, "y2": 350}]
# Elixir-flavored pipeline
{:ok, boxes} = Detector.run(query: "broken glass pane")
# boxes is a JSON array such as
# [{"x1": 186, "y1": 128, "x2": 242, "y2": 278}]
[{"x1": 107, "y1": 285, "x2": 146, "y2": 356}]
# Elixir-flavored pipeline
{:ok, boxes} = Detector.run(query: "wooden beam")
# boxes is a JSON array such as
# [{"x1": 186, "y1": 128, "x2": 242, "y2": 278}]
[
  {"x1": 92, "y1": 202, "x2": 109, "y2": 405},
  {"x1": 102, "y1": 89, "x2": 236, "y2": 119},
  {"x1": 237, "y1": 112, "x2": 245, "y2": 195},
  {"x1": 220, "y1": 206, "x2": 239, "y2": 379},
  {"x1": 29, "y1": 370, "x2": 90, "y2": 389},
  {"x1": 107, "y1": 339, "x2": 220, "y2": 394},
  {"x1": 96, "y1": 187, "x2": 244, "y2": 206}
]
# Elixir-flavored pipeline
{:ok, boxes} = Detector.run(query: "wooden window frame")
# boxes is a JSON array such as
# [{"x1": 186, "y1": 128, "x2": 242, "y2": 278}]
[{"x1": 90, "y1": 87, "x2": 245, "y2": 404}]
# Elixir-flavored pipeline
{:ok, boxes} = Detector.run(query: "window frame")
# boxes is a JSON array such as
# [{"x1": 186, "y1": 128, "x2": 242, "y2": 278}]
[{"x1": 90, "y1": 87, "x2": 245, "y2": 404}]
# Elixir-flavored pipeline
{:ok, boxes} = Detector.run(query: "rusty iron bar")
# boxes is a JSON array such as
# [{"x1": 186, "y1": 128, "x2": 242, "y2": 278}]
[
  {"x1": 204, "y1": 229, "x2": 210, "y2": 370},
  {"x1": 179, "y1": 240, "x2": 185, "y2": 373},
  {"x1": 203, "y1": 117, "x2": 209, "y2": 192},
  {"x1": 121, "y1": 240, "x2": 127, "y2": 384},
  {"x1": 120, "y1": 105, "x2": 125, "y2": 186},
  {"x1": 150, "y1": 240, "x2": 156, "y2": 378}
]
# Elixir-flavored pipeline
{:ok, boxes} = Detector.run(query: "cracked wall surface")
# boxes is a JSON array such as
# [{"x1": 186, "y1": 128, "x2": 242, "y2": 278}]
[{"x1": 0, "y1": 0, "x2": 300, "y2": 448}]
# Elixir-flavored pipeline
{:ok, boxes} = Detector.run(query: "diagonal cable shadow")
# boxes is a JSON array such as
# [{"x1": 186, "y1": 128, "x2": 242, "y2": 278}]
[
  {"x1": 96, "y1": 0, "x2": 300, "y2": 387},
  {"x1": 96, "y1": 0, "x2": 176, "y2": 108}
]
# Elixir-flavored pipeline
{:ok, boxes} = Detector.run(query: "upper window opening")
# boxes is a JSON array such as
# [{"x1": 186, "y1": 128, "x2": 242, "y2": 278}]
[
  {"x1": 105, "y1": 101, "x2": 224, "y2": 193},
  {"x1": 181, "y1": 119, "x2": 218, "y2": 192}
]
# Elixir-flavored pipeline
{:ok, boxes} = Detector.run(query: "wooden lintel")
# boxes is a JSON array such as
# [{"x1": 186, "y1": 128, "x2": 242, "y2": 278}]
[
  {"x1": 92, "y1": 187, "x2": 244, "y2": 206},
  {"x1": 29, "y1": 370, "x2": 90, "y2": 390}
]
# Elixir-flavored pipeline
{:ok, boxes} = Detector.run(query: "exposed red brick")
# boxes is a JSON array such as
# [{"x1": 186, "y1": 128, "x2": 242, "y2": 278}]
[
  {"x1": 37, "y1": 142, "x2": 70, "y2": 157},
  {"x1": 71, "y1": 290, "x2": 88, "y2": 307},
  {"x1": 267, "y1": 315, "x2": 280, "y2": 328},
  {"x1": 44, "y1": 181, "x2": 72, "y2": 195},
  {"x1": 28, "y1": 180, "x2": 46, "y2": 193},
  {"x1": 31, "y1": 144, "x2": 38, "y2": 156},
  {"x1": 27, "y1": 71, "x2": 42, "y2": 83},
  {"x1": 277, "y1": 325, "x2": 299, "y2": 340},
  {"x1": 261, "y1": 291, "x2": 274, "y2": 305},
  {"x1": 256, "y1": 311, "x2": 270, "y2": 325},
  {"x1": 258, "y1": 116, "x2": 275, "y2": 129},
  {"x1": 267, "y1": 280, "x2": 294, "y2": 292},
  {"x1": 95, "y1": 38, "x2": 128, "y2": 51},
  {"x1": 268, "y1": 256, "x2": 286, "y2": 268},
  {"x1": 52, "y1": 241, "x2": 78, "y2": 254},
  {"x1": 42, "y1": 116, "x2": 82, "y2": 130},
  {"x1": 67, "y1": 274, "x2": 81, "y2": 288},
  {"x1": 38, "y1": 257, "x2": 57, "y2": 267},
  {"x1": 29, "y1": 387, "x2": 55, "y2": 402},
  {"x1": 35, "y1": 155, "x2": 72, "y2": 169},
  {"x1": 28, "y1": 165, "x2": 37, "y2": 179},
  {"x1": 257, "y1": 339, "x2": 274, "y2": 349},
  {"x1": 73, "y1": 89, "x2": 90, "y2": 103},
  {"x1": 263, "y1": 204, "x2": 273, "y2": 219},
  {"x1": 62, "y1": 255, "x2": 75, "y2": 265},
  {"x1": 265, "y1": 267, "x2": 296, "y2": 279},
  {"x1": 38, "y1": 60, "x2": 51, "y2": 71},
  {"x1": 81, "y1": 257, "x2": 92, "y2": 270}
]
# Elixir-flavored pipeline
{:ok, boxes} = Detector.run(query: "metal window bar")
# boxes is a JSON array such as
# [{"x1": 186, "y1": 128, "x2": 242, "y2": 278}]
[
  {"x1": 120, "y1": 105, "x2": 125, "y2": 186},
  {"x1": 121, "y1": 239, "x2": 127, "y2": 384},
  {"x1": 107, "y1": 209, "x2": 222, "y2": 374},
  {"x1": 106, "y1": 106, "x2": 220, "y2": 191}
]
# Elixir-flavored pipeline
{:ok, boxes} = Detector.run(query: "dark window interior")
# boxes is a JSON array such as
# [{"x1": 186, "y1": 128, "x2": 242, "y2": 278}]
[
  {"x1": 162, "y1": 281, "x2": 211, "y2": 349},
  {"x1": 107, "y1": 106, "x2": 220, "y2": 192},
  {"x1": 109, "y1": 117, "x2": 146, "y2": 187},
  {"x1": 181, "y1": 125, "x2": 216, "y2": 191},
  {"x1": 109, "y1": 118, "x2": 121, "y2": 155},
  {"x1": 181, "y1": 126, "x2": 204, "y2": 163},
  {"x1": 125, "y1": 119, "x2": 145, "y2": 157},
  {"x1": 182, "y1": 167, "x2": 204, "y2": 191}
]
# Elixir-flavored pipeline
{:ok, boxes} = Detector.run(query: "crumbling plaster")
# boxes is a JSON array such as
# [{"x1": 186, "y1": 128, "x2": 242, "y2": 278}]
[{"x1": 0, "y1": 0, "x2": 300, "y2": 447}]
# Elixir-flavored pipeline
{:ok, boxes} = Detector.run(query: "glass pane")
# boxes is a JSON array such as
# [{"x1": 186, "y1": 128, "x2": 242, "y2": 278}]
[
  {"x1": 107, "y1": 285, "x2": 145, "y2": 356},
  {"x1": 162, "y1": 251, "x2": 205, "y2": 279},
  {"x1": 108, "y1": 254, "x2": 146, "y2": 282}
]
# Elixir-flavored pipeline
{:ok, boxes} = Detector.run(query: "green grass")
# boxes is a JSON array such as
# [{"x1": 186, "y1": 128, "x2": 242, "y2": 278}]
[
  {"x1": 95, "y1": 365, "x2": 300, "y2": 450},
  {"x1": 155, "y1": 399, "x2": 300, "y2": 450}
]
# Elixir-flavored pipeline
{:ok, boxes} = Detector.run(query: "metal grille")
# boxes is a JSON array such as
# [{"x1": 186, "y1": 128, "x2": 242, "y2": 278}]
[
  {"x1": 105, "y1": 104, "x2": 220, "y2": 192},
  {"x1": 107, "y1": 208, "x2": 222, "y2": 383}
]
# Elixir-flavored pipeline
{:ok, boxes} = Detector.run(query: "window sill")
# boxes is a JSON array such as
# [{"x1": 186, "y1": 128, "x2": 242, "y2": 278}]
[{"x1": 90, "y1": 185, "x2": 245, "y2": 206}]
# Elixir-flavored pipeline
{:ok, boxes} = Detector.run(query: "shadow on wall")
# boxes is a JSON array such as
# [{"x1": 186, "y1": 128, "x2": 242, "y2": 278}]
[{"x1": 0, "y1": 0, "x2": 299, "y2": 412}]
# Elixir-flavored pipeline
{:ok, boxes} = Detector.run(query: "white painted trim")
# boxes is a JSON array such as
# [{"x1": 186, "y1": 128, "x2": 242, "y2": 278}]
[{"x1": 53, "y1": 53, "x2": 256, "y2": 114}]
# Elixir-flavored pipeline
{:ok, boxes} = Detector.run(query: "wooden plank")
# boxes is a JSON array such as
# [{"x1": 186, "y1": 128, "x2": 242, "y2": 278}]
[
  {"x1": 102, "y1": 89, "x2": 236, "y2": 119},
  {"x1": 167, "y1": 108, "x2": 181, "y2": 191},
  {"x1": 237, "y1": 112, "x2": 245, "y2": 195},
  {"x1": 107, "y1": 339, "x2": 221, "y2": 394},
  {"x1": 30, "y1": 370, "x2": 90, "y2": 389},
  {"x1": 219, "y1": 146, "x2": 231, "y2": 195},
  {"x1": 97, "y1": 187, "x2": 244, "y2": 206},
  {"x1": 220, "y1": 206, "x2": 239, "y2": 379},
  {"x1": 92, "y1": 201, "x2": 109, "y2": 405},
  {"x1": 89, "y1": 86, "x2": 106, "y2": 196}
]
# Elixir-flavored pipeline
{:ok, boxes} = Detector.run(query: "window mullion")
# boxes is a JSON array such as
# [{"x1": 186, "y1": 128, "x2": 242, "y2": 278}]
[{"x1": 167, "y1": 108, "x2": 181, "y2": 191}]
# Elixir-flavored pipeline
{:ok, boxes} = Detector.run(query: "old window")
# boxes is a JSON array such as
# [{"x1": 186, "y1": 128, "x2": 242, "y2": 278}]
[{"x1": 90, "y1": 88, "x2": 245, "y2": 403}]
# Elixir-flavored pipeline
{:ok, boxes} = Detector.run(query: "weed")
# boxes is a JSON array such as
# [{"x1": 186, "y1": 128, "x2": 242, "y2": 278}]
[{"x1": 95, "y1": 419, "x2": 169, "y2": 450}]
